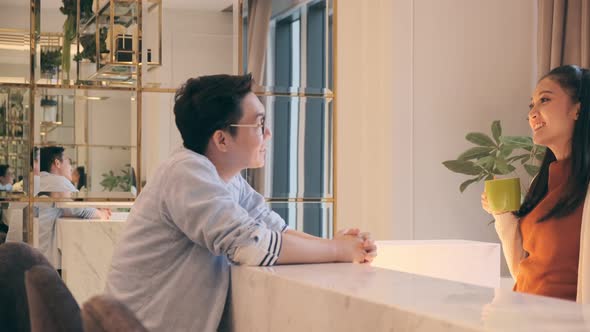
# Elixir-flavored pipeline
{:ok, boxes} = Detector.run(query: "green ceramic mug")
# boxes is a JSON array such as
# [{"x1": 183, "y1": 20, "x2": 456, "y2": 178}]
[{"x1": 484, "y1": 178, "x2": 521, "y2": 213}]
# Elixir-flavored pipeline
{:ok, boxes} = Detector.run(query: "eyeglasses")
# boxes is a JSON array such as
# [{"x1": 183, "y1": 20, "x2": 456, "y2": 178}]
[{"x1": 229, "y1": 117, "x2": 266, "y2": 135}]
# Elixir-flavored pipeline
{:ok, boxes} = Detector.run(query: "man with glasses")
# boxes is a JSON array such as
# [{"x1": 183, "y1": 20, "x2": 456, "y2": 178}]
[
  {"x1": 106, "y1": 74, "x2": 376, "y2": 332},
  {"x1": 35, "y1": 146, "x2": 111, "y2": 269}
]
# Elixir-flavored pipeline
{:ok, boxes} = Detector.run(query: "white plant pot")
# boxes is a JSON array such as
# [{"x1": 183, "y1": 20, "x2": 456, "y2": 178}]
[
  {"x1": 79, "y1": 61, "x2": 96, "y2": 81},
  {"x1": 42, "y1": 105, "x2": 57, "y2": 123}
]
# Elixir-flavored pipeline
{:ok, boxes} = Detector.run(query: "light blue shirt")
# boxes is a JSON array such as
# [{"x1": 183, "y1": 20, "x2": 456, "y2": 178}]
[
  {"x1": 36, "y1": 172, "x2": 98, "y2": 268},
  {"x1": 105, "y1": 148, "x2": 286, "y2": 332}
]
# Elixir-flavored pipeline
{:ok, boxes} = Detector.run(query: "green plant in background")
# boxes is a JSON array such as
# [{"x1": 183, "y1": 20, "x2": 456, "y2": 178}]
[
  {"x1": 74, "y1": 27, "x2": 109, "y2": 63},
  {"x1": 40, "y1": 48, "x2": 62, "y2": 75},
  {"x1": 100, "y1": 164, "x2": 134, "y2": 192},
  {"x1": 60, "y1": 0, "x2": 94, "y2": 80},
  {"x1": 442, "y1": 120, "x2": 546, "y2": 192}
]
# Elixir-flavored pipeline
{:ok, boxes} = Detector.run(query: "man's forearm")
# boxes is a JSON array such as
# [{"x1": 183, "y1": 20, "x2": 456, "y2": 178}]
[
  {"x1": 276, "y1": 231, "x2": 340, "y2": 264},
  {"x1": 284, "y1": 229, "x2": 323, "y2": 240}
]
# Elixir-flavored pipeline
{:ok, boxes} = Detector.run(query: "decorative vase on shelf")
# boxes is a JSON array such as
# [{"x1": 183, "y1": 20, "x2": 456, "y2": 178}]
[{"x1": 40, "y1": 97, "x2": 58, "y2": 123}]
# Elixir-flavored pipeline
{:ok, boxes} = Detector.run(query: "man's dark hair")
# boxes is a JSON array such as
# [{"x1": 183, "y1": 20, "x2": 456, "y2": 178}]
[
  {"x1": 0, "y1": 164, "x2": 9, "y2": 177},
  {"x1": 39, "y1": 146, "x2": 65, "y2": 173},
  {"x1": 173, "y1": 74, "x2": 254, "y2": 154}
]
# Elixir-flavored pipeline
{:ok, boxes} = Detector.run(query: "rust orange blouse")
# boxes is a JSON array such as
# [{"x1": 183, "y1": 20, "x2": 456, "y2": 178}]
[{"x1": 515, "y1": 159, "x2": 584, "y2": 301}]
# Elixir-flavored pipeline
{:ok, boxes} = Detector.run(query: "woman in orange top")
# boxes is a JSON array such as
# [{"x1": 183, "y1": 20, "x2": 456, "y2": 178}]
[{"x1": 482, "y1": 65, "x2": 590, "y2": 302}]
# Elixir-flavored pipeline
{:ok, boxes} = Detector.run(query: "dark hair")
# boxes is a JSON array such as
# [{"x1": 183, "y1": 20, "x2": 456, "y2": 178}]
[
  {"x1": 31, "y1": 146, "x2": 39, "y2": 168},
  {"x1": 0, "y1": 164, "x2": 9, "y2": 177},
  {"x1": 173, "y1": 74, "x2": 253, "y2": 154},
  {"x1": 516, "y1": 65, "x2": 590, "y2": 221},
  {"x1": 75, "y1": 166, "x2": 86, "y2": 190},
  {"x1": 39, "y1": 146, "x2": 65, "y2": 173}
]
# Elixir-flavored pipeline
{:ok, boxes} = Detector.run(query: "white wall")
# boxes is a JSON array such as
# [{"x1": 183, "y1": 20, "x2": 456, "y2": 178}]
[
  {"x1": 142, "y1": 8, "x2": 233, "y2": 183},
  {"x1": 87, "y1": 93, "x2": 132, "y2": 191},
  {"x1": 412, "y1": 0, "x2": 536, "y2": 241},
  {"x1": 336, "y1": 0, "x2": 536, "y2": 275}
]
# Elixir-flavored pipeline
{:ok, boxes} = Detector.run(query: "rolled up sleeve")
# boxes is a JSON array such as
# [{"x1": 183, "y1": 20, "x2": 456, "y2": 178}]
[
  {"x1": 236, "y1": 175, "x2": 288, "y2": 233},
  {"x1": 163, "y1": 159, "x2": 282, "y2": 266}
]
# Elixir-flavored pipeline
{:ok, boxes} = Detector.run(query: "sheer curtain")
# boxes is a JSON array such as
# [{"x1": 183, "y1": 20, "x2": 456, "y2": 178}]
[
  {"x1": 537, "y1": 0, "x2": 590, "y2": 77},
  {"x1": 247, "y1": 0, "x2": 272, "y2": 87},
  {"x1": 245, "y1": 0, "x2": 272, "y2": 191}
]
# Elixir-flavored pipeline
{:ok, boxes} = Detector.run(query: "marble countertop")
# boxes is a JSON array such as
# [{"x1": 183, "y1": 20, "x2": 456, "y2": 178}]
[
  {"x1": 55, "y1": 201, "x2": 133, "y2": 209},
  {"x1": 230, "y1": 263, "x2": 590, "y2": 332},
  {"x1": 57, "y1": 218, "x2": 128, "y2": 303}
]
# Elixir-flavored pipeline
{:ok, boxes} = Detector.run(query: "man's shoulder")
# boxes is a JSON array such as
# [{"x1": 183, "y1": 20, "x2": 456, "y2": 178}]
[
  {"x1": 166, "y1": 148, "x2": 215, "y2": 172},
  {"x1": 39, "y1": 172, "x2": 78, "y2": 193}
]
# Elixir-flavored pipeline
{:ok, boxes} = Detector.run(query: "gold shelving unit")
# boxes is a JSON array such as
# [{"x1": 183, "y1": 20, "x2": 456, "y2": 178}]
[{"x1": 0, "y1": 0, "x2": 148, "y2": 244}]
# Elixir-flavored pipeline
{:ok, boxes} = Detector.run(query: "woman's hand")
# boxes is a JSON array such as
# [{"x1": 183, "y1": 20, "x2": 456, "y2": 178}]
[
  {"x1": 481, "y1": 192, "x2": 511, "y2": 216},
  {"x1": 481, "y1": 192, "x2": 493, "y2": 214}
]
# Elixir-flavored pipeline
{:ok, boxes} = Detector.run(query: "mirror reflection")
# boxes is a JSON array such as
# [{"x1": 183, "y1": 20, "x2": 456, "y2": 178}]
[
  {"x1": 34, "y1": 88, "x2": 136, "y2": 197},
  {"x1": 0, "y1": 87, "x2": 30, "y2": 196},
  {"x1": 142, "y1": 0, "x2": 233, "y2": 89}
]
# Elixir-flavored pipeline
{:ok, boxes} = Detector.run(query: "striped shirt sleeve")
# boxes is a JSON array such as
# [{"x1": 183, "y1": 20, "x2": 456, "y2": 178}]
[{"x1": 230, "y1": 229, "x2": 283, "y2": 267}]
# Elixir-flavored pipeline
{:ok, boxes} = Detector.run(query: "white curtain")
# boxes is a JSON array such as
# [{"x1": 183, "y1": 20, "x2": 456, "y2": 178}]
[{"x1": 247, "y1": 0, "x2": 272, "y2": 88}]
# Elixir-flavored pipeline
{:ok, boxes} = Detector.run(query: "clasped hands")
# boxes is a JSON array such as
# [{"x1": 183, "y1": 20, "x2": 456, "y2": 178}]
[{"x1": 335, "y1": 228, "x2": 377, "y2": 263}]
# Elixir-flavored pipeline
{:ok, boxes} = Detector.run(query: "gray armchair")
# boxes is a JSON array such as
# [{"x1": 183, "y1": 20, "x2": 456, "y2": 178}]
[
  {"x1": 24, "y1": 265, "x2": 83, "y2": 332},
  {"x1": 0, "y1": 242, "x2": 53, "y2": 331}
]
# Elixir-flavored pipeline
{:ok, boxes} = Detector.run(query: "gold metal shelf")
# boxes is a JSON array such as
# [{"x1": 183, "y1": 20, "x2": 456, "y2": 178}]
[
  {"x1": 0, "y1": 82, "x2": 31, "y2": 89},
  {"x1": 35, "y1": 143, "x2": 136, "y2": 150},
  {"x1": 35, "y1": 83, "x2": 136, "y2": 91},
  {"x1": 80, "y1": 0, "x2": 138, "y2": 34},
  {"x1": 40, "y1": 121, "x2": 62, "y2": 136},
  {"x1": 86, "y1": 62, "x2": 137, "y2": 83},
  {"x1": 0, "y1": 137, "x2": 27, "y2": 142}
]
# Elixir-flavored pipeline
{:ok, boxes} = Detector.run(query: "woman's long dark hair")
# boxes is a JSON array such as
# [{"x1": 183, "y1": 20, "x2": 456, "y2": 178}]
[
  {"x1": 75, "y1": 166, "x2": 87, "y2": 190},
  {"x1": 515, "y1": 65, "x2": 590, "y2": 221}
]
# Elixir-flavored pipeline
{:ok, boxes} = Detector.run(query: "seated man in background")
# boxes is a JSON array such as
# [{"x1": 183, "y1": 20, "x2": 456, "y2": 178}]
[
  {"x1": 106, "y1": 74, "x2": 377, "y2": 332},
  {"x1": 37, "y1": 146, "x2": 111, "y2": 269}
]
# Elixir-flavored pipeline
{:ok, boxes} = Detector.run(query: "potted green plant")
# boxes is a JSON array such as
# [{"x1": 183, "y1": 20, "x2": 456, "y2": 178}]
[
  {"x1": 40, "y1": 48, "x2": 62, "y2": 80},
  {"x1": 60, "y1": 0, "x2": 94, "y2": 81},
  {"x1": 40, "y1": 96, "x2": 58, "y2": 122},
  {"x1": 100, "y1": 164, "x2": 134, "y2": 192},
  {"x1": 442, "y1": 120, "x2": 546, "y2": 192},
  {"x1": 74, "y1": 27, "x2": 109, "y2": 63}
]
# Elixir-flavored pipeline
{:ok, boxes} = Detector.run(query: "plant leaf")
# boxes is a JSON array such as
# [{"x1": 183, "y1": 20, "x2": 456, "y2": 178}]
[
  {"x1": 457, "y1": 147, "x2": 494, "y2": 161},
  {"x1": 500, "y1": 136, "x2": 533, "y2": 148},
  {"x1": 442, "y1": 160, "x2": 482, "y2": 176},
  {"x1": 499, "y1": 144, "x2": 514, "y2": 158},
  {"x1": 506, "y1": 153, "x2": 529, "y2": 162},
  {"x1": 524, "y1": 164, "x2": 540, "y2": 177},
  {"x1": 520, "y1": 155, "x2": 531, "y2": 164},
  {"x1": 494, "y1": 158, "x2": 515, "y2": 175},
  {"x1": 491, "y1": 120, "x2": 502, "y2": 144},
  {"x1": 466, "y1": 132, "x2": 496, "y2": 147},
  {"x1": 475, "y1": 156, "x2": 495, "y2": 174},
  {"x1": 460, "y1": 178, "x2": 480, "y2": 193}
]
